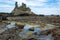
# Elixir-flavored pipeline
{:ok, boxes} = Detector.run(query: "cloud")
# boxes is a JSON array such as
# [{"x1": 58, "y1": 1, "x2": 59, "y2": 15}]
[
  {"x1": 10, "y1": 0, "x2": 46, "y2": 6},
  {"x1": 0, "y1": 4, "x2": 13, "y2": 7},
  {"x1": 38, "y1": 0, "x2": 47, "y2": 2},
  {"x1": 0, "y1": 7, "x2": 14, "y2": 12},
  {"x1": 31, "y1": 7, "x2": 60, "y2": 15},
  {"x1": 0, "y1": 0, "x2": 60, "y2": 15}
]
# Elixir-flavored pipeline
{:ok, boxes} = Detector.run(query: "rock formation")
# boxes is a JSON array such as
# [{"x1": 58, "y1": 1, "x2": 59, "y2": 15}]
[{"x1": 11, "y1": 2, "x2": 35, "y2": 16}]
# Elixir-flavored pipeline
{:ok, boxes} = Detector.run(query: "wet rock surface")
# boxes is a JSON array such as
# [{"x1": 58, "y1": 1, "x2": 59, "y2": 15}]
[
  {"x1": 0, "y1": 22, "x2": 60, "y2": 40},
  {"x1": 40, "y1": 27, "x2": 60, "y2": 40},
  {"x1": 0, "y1": 28, "x2": 20, "y2": 40},
  {"x1": 0, "y1": 27, "x2": 52, "y2": 40},
  {"x1": 52, "y1": 27, "x2": 60, "y2": 40}
]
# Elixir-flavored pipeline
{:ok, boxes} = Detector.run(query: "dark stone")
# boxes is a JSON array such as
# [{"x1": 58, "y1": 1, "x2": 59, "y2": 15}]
[
  {"x1": 28, "y1": 38, "x2": 37, "y2": 40},
  {"x1": 17, "y1": 25, "x2": 24, "y2": 29},
  {"x1": 29, "y1": 28, "x2": 34, "y2": 31}
]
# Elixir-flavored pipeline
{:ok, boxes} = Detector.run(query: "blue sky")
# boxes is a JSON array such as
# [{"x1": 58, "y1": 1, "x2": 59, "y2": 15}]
[{"x1": 0, "y1": 0, "x2": 60, "y2": 15}]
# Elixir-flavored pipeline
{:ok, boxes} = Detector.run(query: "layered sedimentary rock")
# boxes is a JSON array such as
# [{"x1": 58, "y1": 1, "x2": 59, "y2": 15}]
[{"x1": 11, "y1": 2, "x2": 35, "y2": 16}]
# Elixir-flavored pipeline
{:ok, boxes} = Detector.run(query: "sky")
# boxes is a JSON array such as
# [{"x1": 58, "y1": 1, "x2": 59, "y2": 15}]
[{"x1": 0, "y1": 0, "x2": 60, "y2": 15}]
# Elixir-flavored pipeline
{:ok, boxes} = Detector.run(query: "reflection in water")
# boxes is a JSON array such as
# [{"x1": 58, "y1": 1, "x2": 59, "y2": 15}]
[
  {"x1": 0, "y1": 22, "x2": 54, "y2": 40},
  {"x1": 0, "y1": 28, "x2": 7, "y2": 33},
  {"x1": 24, "y1": 24, "x2": 41, "y2": 35},
  {"x1": 6, "y1": 22, "x2": 16, "y2": 29},
  {"x1": 24, "y1": 24, "x2": 35, "y2": 30},
  {"x1": 22, "y1": 24, "x2": 54, "y2": 40},
  {"x1": 0, "y1": 22, "x2": 16, "y2": 33},
  {"x1": 34, "y1": 27, "x2": 41, "y2": 35}
]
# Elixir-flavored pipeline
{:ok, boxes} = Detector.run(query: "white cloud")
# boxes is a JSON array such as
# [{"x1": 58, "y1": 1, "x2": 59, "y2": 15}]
[
  {"x1": 0, "y1": 0, "x2": 60, "y2": 15},
  {"x1": 12, "y1": 0, "x2": 46, "y2": 6},
  {"x1": 0, "y1": 7, "x2": 14, "y2": 13},
  {"x1": 38, "y1": 0, "x2": 47, "y2": 2},
  {"x1": 0, "y1": 4, "x2": 13, "y2": 7},
  {"x1": 31, "y1": 7, "x2": 60, "y2": 15}
]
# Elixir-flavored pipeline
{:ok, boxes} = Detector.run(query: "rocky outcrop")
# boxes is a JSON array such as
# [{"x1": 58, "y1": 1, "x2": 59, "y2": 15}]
[{"x1": 11, "y1": 2, "x2": 35, "y2": 16}]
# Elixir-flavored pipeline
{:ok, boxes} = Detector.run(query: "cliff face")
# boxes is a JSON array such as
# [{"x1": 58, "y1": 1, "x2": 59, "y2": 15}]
[{"x1": 11, "y1": 2, "x2": 35, "y2": 16}]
